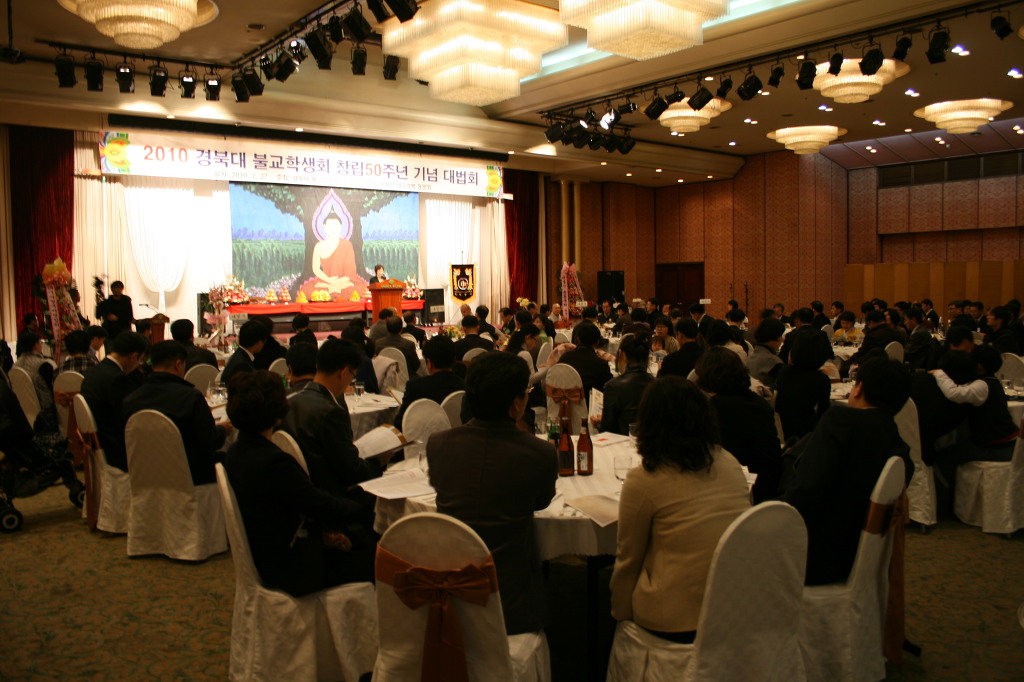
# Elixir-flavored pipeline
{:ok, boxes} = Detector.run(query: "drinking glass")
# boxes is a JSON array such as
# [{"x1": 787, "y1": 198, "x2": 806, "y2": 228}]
[
  {"x1": 352, "y1": 381, "x2": 365, "y2": 403},
  {"x1": 614, "y1": 455, "x2": 633, "y2": 484},
  {"x1": 628, "y1": 423, "x2": 639, "y2": 449},
  {"x1": 1002, "y1": 379, "x2": 1013, "y2": 395}
]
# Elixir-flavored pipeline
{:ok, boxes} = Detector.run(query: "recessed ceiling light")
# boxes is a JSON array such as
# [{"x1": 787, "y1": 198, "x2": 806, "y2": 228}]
[
  {"x1": 759, "y1": 90, "x2": 770, "y2": 96},
  {"x1": 870, "y1": 149, "x2": 878, "y2": 153},
  {"x1": 670, "y1": 131, "x2": 678, "y2": 136},
  {"x1": 295, "y1": 127, "x2": 304, "y2": 132},
  {"x1": 1014, "y1": 125, "x2": 1021, "y2": 131},
  {"x1": 872, "y1": 120, "x2": 885, "y2": 126},
  {"x1": 677, "y1": 179, "x2": 684, "y2": 183},
  {"x1": 704, "y1": 75, "x2": 714, "y2": 81},
  {"x1": 625, "y1": 172, "x2": 632, "y2": 177},
  {"x1": 707, "y1": 175, "x2": 713, "y2": 179},
  {"x1": 796, "y1": 54, "x2": 805, "y2": 60},
  {"x1": 507, "y1": 150, "x2": 515, "y2": 155},
  {"x1": 166, "y1": 114, "x2": 175, "y2": 119},
  {"x1": 951, "y1": 45, "x2": 969, "y2": 56},
  {"x1": 818, "y1": 104, "x2": 833, "y2": 112},
  {"x1": 600, "y1": 161, "x2": 607, "y2": 165},
  {"x1": 904, "y1": 88, "x2": 920, "y2": 97},
  {"x1": 655, "y1": 168, "x2": 662, "y2": 172},
  {"x1": 904, "y1": 128, "x2": 912, "y2": 132},
  {"x1": 1008, "y1": 68, "x2": 1023, "y2": 79},
  {"x1": 865, "y1": 145, "x2": 873, "y2": 150},
  {"x1": 728, "y1": 141, "x2": 736, "y2": 146}
]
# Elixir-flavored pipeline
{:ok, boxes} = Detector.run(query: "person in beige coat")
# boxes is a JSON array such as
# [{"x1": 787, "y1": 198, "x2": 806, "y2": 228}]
[{"x1": 610, "y1": 376, "x2": 750, "y2": 641}]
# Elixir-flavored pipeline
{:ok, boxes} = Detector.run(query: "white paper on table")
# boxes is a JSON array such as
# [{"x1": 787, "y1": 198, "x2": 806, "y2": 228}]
[
  {"x1": 589, "y1": 389, "x2": 603, "y2": 420},
  {"x1": 354, "y1": 425, "x2": 417, "y2": 460},
  {"x1": 387, "y1": 388, "x2": 404, "y2": 404},
  {"x1": 358, "y1": 469, "x2": 435, "y2": 499},
  {"x1": 557, "y1": 472, "x2": 621, "y2": 499},
  {"x1": 592, "y1": 432, "x2": 630, "y2": 447},
  {"x1": 566, "y1": 494, "x2": 620, "y2": 527}
]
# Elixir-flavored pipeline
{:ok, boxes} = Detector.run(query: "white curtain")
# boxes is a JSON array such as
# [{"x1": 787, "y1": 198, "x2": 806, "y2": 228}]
[
  {"x1": 474, "y1": 198, "x2": 510, "y2": 319},
  {"x1": 121, "y1": 177, "x2": 196, "y2": 312},
  {"x1": 0, "y1": 126, "x2": 15, "y2": 341}
]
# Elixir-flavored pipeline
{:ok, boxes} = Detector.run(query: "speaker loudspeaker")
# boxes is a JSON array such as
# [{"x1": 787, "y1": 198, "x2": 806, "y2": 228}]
[
  {"x1": 597, "y1": 271, "x2": 625, "y2": 305},
  {"x1": 422, "y1": 288, "x2": 445, "y2": 325}
]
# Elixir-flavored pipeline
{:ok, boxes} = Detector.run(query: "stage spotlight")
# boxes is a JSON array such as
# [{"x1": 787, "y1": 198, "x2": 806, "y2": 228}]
[
  {"x1": 289, "y1": 40, "x2": 308, "y2": 63},
  {"x1": 115, "y1": 63, "x2": 134, "y2": 93},
  {"x1": 326, "y1": 16, "x2": 345, "y2": 43},
  {"x1": 828, "y1": 52, "x2": 844, "y2": 75},
  {"x1": 599, "y1": 107, "x2": 620, "y2": 130},
  {"x1": 179, "y1": 68, "x2": 197, "y2": 98},
  {"x1": 545, "y1": 122, "x2": 565, "y2": 143},
  {"x1": 602, "y1": 134, "x2": 618, "y2": 152},
  {"x1": 572, "y1": 127, "x2": 589, "y2": 148},
  {"x1": 55, "y1": 54, "x2": 76, "y2": 88},
  {"x1": 149, "y1": 65, "x2": 169, "y2": 96},
  {"x1": 343, "y1": 5, "x2": 374, "y2": 42},
  {"x1": 273, "y1": 51, "x2": 298, "y2": 82},
  {"x1": 618, "y1": 101, "x2": 637, "y2": 115},
  {"x1": 383, "y1": 55, "x2": 400, "y2": 80},
  {"x1": 644, "y1": 94, "x2": 669, "y2": 120},
  {"x1": 305, "y1": 27, "x2": 333, "y2": 69},
  {"x1": 859, "y1": 48, "x2": 884, "y2": 75},
  {"x1": 241, "y1": 66, "x2": 264, "y2": 95},
  {"x1": 926, "y1": 30, "x2": 949, "y2": 64},
  {"x1": 716, "y1": 77, "x2": 732, "y2": 98},
  {"x1": 588, "y1": 133, "x2": 604, "y2": 150},
  {"x1": 796, "y1": 60, "x2": 816, "y2": 89},
  {"x1": 84, "y1": 58, "x2": 104, "y2": 91},
  {"x1": 767, "y1": 65, "x2": 785, "y2": 87},
  {"x1": 687, "y1": 86, "x2": 713, "y2": 110},
  {"x1": 617, "y1": 136, "x2": 636, "y2": 154},
  {"x1": 991, "y1": 15, "x2": 1013, "y2": 39},
  {"x1": 736, "y1": 73, "x2": 762, "y2": 100},
  {"x1": 580, "y1": 109, "x2": 597, "y2": 128},
  {"x1": 351, "y1": 46, "x2": 367, "y2": 75},
  {"x1": 204, "y1": 73, "x2": 221, "y2": 101},
  {"x1": 384, "y1": 0, "x2": 418, "y2": 22},
  {"x1": 665, "y1": 89, "x2": 686, "y2": 104},
  {"x1": 259, "y1": 55, "x2": 274, "y2": 79},
  {"x1": 367, "y1": 0, "x2": 391, "y2": 23},
  {"x1": 892, "y1": 35, "x2": 912, "y2": 61},
  {"x1": 231, "y1": 73, "x2": 249, "y2": 102}
]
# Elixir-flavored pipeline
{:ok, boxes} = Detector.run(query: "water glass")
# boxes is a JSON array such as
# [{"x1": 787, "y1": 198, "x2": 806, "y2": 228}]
[
  {"x1": 1014, "y1": 379, "x2": 1024, "y2": 397},
  {"x1": 628, "y1": 423, "x2": 639, "y2": 449},
  {"x1": 1002, "y1": 379, "x2": 1013, "y2": 395},
  {"x1": 614, "y1": 455, "x2": 633, "y2": 483},
  {"x1": 352, "y1": 381, "x2": 365, "y2": 402}
]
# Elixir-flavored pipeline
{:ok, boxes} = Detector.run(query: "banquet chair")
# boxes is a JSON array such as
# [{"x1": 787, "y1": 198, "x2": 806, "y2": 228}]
[
  {"x1": 798, "y1": 457, "x2": 905, "y2": 682},
  {"x1": 125, "y1": 410, "x2": 227, "y2": 560},
  {"x1": 545, "y1": 364, "x2": 586, "y2": 435},
  {"x1": 972, "y1": 330, "x2": 984, "y2": 345},
  {"x1": 463, "y1": 347, "x2": 488, "y2": 363},
  {"x1": 401, "y1": 399, "x2": 452, "y2": 466},
  {"x1": 554, "y1": 331, "x2": 571, "y2": 345},
  {"x1": 271, "y1": 430, "x2": 309, "y2": 474},
  {"x1": 373, "y1": 512, "x2": 550, "y2": 682},
  {"x1": 480, "y1": 332, "x2": 494, "y2": 342},
  {"x1": 379, "y1": 347, "x2": 410, "y2": 392},
  {"x1": 268, "y1": 357, "x2": 288, "y2": 377},
  {"x1": 73, "y1": 393, "x2": 131, "y2": 533},
  {"x1": 954, "y1": 423, "x2": 1024, "y2": 535},
  {"x1": 821, "y1": 323, "x2": 833, "y2": 334},
  {"x1": 373, "y1": 355, "x2": 401, "y2": 394},
  {"x1": 884, "y1": 342, "x2": 904, "y2": 363},
  {"x1": 52, "y1": 370, "x2": 84, "y2": 439},
  {"x1": 184, "y1": 363, "x2": 219, "y2": 394},
  {"x1": 440, "y1": 390, "x2": 466, "y2": 427},
  {"x1": 897, "y1": 399, "x2": 937, "y2": 529},
  {"x1": 401, "y1": 333, "x2": 417, "y2": 344},
  {"x1": 9, "y1": 367, "x2": 41, "y2": 429},
  {"x1": 607, "y1": 502, "x2": 807, "y2": 682},
  {"x1": 215, "y1": 465, "x2": 378, "y2": 682},
  {"x1": 537, "y1": 341, "x2": 553, "y2": 367},
  {"x1": 996, "y1": 353, "x2": 1024, "y2": 383}
]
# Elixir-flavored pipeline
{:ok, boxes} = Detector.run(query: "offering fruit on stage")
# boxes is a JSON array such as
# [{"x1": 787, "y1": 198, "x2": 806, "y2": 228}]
[
  {"x1": 265, "y1": 289, "x2": 278, "y2": 303},
  {"x1": 310, "y1": 290, "x2": 333, "y2": 302},
  {"x1": 279, "y1": 288, "x2": 291, "y2": 302},
  {"x1": 296, "y1": 291, "x2": 308, "y2": 303},
  {"x1": 349, "y1": 290, "x2": 361, "y2": 302}
]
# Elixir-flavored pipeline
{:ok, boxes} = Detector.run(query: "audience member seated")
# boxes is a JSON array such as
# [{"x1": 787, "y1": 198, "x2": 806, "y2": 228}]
[
  {"x1": 170, "y1": 319, "x2": 218, "y2": 371},
  {"x1": 984, "y1": 306, "x2": 1019, "y2": 355},
  {"x1": 705, "y1": 319, "x2": 746, "y2": 364},
  {"x1": 598, "y1": 300, "x2": 615, "y2": 325},
  {"x1": 368, "y1": 307, "x2": 395, "y2": 343},
  {"x1": 909, "y1": 354, "x2": 972, "y2": 466},
  {"x1": 59, "y1": 329, "x2": 98, "y2": 376},
  {"x1": 829, "y1": 301, "x2": 845, "y2": 330},
  {"x1": 558, "y1": 322, "x2": 612, "y2": 404},
  {"x1": 831, "y1": 311, "x2": 863, "y2": 346},
  {"x1": 885, "y1": 308, "x2": 909, "y2": 345},
  {"x1": 773, "y1": 302, "x2": 792, "y2": 327},
  {"x1": 289, "y1": 313, "x2": 317, "y2": 348},
  {"x1": 610, "y1": 376, "x2": 750, "y2": 643},
  {"x1": 344, "y1": 319, "x2": 375, "y2": 359},
  {"x1": 251, "y1": 316, "x2": 287, "y2": 371},
  {"x1": 536, "y1": 304, "x2": 556, "y2": 340},
  {"x1": 475, "y1": 305, "x2": 499, "y2": 340},
  {"x1": 689, "y1": 302, "x2": 713, "y2": 338},
  {"x1": 0, "y1": 370, "x2": 52, "y2": 479},
  {"x1": 651, "y1": 316, "x2": 680, "y2": 353},
  {"x1": 396, "y1": 335, "x2": 465, "y2": 428},
  {"x1": 612, "y1": 303, "x2": 632, "y2": 334},
  {"x1": 498, "y1": 307, "x2": 515, "y2": 336},
  {"x1": 642, "y1": 298, "x2": 659, "y2": 324},
  {"x1": 14, "y1": 332, "x2": 56, "y2": 430},
  {"x1": 80, "y1": 331, "x2": 150, "y2": 471},
  {"x1": 427, "y1": 352, "x2": 558, "y2": 635},
  {"x1": 724, "y1": 308, "x2": 747, "y2": 347},
  {"x1": 779, "y1": 307, "x2": 834, "y2": 365},
  {"x1": 842, "y1": 310, "x2": 904, "y2": 377},
  {"x1": 571, "y1": 306, "x2": 600, "y2": 345},
  {"x1": 775, "y1": 330, "x2": 832, "y2": 442},
  {"x1": 600, "y1": 331, "x2": 655, "y2": 436},
  {"x1": 340, "y1": 326, "x2": 379, "y2": 394},
  {"x1": 747, "y1": 318, "x2": 785, "y2": 390},
  {"x1": 19, "y1": 312, "x2": 41, "y2": 339},
  {"x1": 810, "y1": 300, "x2": 831, "y2": 330},
  {"x1": 452, "y1": 315, "x2": 493, "y2": 361},
  {"x1": 780, "y1": 357, "x2": 913, "y2": 585},
  {"x1": 402, "y1": 312, "x2": 426, "y2": 347},
  {"x1": 86, "y1": 325, "x2": 107, "y2": 363},
  {"x1": 221, "y1": 320, "x2": 267, "y2": 386},
  {"x1": 284, "y1": 342, "x2": 318, "y2": 388},
  {"x1": 375, "y1": 317, "x2": 421, "y2": 379},
  {"x1": 226, "y1": 370, "x2": 370, "y2": 597},
  {"x1": 904, "y1": 307, "x2": 935, "y2": 371},
  {"x1": 122, "y1": 341, "x2": 229, "y2": 485},
  {"x1": 695, "y1": 348, "x2": 782, "y2": 503},
  {"x1": 658, "y1": 318, "x2": 703, "y2": 379}
]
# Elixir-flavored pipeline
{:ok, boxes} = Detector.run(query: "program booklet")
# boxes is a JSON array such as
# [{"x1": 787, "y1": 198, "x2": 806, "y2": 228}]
[{"x1": 354, "y1": 425, "x2": 418, "y2": 460}]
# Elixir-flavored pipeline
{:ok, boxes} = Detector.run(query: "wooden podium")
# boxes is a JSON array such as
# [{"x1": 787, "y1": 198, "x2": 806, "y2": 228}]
[
  {"x1": 143, "y1": 313, "x2": 170, "y2": 343},
  {"x1": 369, "y1": 279, "x2": 406, "y2": 322}
]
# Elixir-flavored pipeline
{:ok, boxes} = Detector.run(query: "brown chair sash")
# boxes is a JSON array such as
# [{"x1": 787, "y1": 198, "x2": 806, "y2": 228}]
[
  {"x1": 865, "y1": 491, "x2": 909, "y2": 666},
  {"x1": 375, "y1": 545, "x2": 498, "y2": 682},
  {"x1": 545, "y1": 385, "x2": 584, "y2": 420},
  {"x1": 77, "y1": 429, "x2": 100, "y2": 531},
  {"x1": 56, "y1": 391, "x2": 85, "y2": 465}
]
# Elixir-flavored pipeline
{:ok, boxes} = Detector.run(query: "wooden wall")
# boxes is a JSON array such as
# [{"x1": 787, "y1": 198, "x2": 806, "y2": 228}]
[{"x1": 845, "y1": 260, "x2": 1024, "y2": 310}]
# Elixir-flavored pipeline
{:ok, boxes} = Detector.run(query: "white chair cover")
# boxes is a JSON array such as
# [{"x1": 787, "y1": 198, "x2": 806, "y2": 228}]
[
  {"x1": 480, "y1": 332, "x2": 494, "y2": 342},
  {"x1": 554, "y1": 331, "x2": 571, "y2": 345},
  {"x1": 897, "y1": 399, "x2": 936, "y2": 527},
  {"x1": 215, "y1": 465, "x2": 378, "y2": 682},
  {"x1": 271, "y1": 430, "x2": 309, "y2": 474},
  {"x1": 607, "y1": 502, "x2": 807, "y2": 682},
  {"x1": 954, "y1": 429, "x2": 1024, "y2": 534},
  {"x1": 463, "y1": 347, "x2": 487, "y2": 363},
  {"x1": 884, "y1": 342, "x2": 904, "y2": 363},
  {"x1": 184, "y1": 363, "x2": 219, "y2": 394},
  {"x1": 373, "y1": 355, "x2": 401, "y2": 394},
  {"x1": 125, "y1": 410, "x2": 227, "y2": 560},
  {"x1": 373, "y1": 512, "x2": 550, "y2": 682},
  {"x1": 537, "y1": 341, "x2": 553, "y2": 367},
  {"x1": 401, "y1": 333, "x2": 418, "y2": 344},
  {"x1": 545, "y1": 364, "x2": 586, "y2": 435},
  {"x1": 821, "y1": 324, "x2": 833, "y2": 334},
  {"x1": 74, "y1": 394, "x2": 131, "y2": 534},
  {"x1": 440, "y1": 390, "x2": 466, "y2": 427},
  {"x1": 53, "y1": 370, "x2": 84, "y2": 438},
  {"x1": 9, "y1": 367, "x2": 40, "y2": 429},
  {"x1": 996, "y1": 353, "x2": 1024, "y2": 383},
  {"x1": 402, "y1": 399, "x2": 452, "y2": 465},
  {"x1": 798, "y1": 457, "x2": 906, "y2": 682},
  {"x1": 267, "y1": 357, "x2": 288, "y2": 377},
  {"x1": 379, "y1": 347, "x2": 410, "y2": 392}
]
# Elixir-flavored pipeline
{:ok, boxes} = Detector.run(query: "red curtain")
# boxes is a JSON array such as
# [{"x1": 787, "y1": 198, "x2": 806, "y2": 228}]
[
  {"x1": 503, "y1": 168, "x2": 540, "y2": 306},
  {"x1": 10, "y1": 126, "x2": 75, "y2": 330}
]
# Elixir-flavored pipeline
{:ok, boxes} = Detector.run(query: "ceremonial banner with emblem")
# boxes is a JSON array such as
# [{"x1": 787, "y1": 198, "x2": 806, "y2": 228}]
[{"x1": 450, "y1": 265, "x2": 476, "y2": 301}]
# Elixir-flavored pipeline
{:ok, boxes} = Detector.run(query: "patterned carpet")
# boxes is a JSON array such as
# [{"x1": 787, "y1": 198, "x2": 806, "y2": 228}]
[{"x1": 1, "y1": 487, "x2": 1022, "y2": 681}]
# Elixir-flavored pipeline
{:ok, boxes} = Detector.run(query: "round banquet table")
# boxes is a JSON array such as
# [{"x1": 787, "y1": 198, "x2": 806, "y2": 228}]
[{"x1": 344, "y1": 393, "x2": 400, "y2": 438}]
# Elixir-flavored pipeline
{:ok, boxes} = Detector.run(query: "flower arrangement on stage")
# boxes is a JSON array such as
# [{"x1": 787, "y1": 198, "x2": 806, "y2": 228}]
[
  {"x1": 42, "y1": 258, "x2": 73, "y2": 286},
  {"x1": 440, "y1": 325, "x2": 464, "y2": 340},
  {"x1": 403, "y1": 276, "x2": 422, "y2": 300},
  {"x1": 515, "y1": 297, "x2": 532, "y2": 309},
  {"x1": 208, "y1": 275, "x2": 248, "y2": 305},
  {"x1": 33, "y1": 258, "x2": 82, "y2": 363}
]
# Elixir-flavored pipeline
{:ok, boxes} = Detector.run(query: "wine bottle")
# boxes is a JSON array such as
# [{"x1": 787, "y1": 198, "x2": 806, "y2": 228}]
[
  {"x1": 558, "y1": 416, "x2": 575, "y2": 476},
  {"x1": 577, "y1": 418, "x2": 593, "y2": 476}
]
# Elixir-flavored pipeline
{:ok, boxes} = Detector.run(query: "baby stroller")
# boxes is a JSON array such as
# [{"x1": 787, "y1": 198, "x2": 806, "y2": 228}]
[{"x1": 0, "y1": 376, "x2": 84, "y2": 532}]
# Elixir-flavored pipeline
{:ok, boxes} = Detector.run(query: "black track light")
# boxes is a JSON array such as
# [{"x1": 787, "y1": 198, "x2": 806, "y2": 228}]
[
  {"x1": 926, "y1": 30, "x2": 949, "y2": 64},
  {"x1": 859, "y1": 48, "x2": 884, "y2": 75},
  {"x1": 572, "y1": 128, "x2": 589, "y2": 149},
  {"x1": 149, "y1": 65, "x2": 168, "y2": 96},
  {"x1": 602, "y1": 134, "x2": 618, "y2": 152},
  {"x1": 289, "y1": 40, "x2": 308, "y2": 63},
  {"x1": 259, "y1": 55, "x2": 274, "y2": 80},
  {"x1": 115, "y1": 63, "x2": 134, "y2": 94},
  {"x1": 665, "y1": 89, "x2": 685, "y2": 104},
  {"x1": 342, "y1": 6, "x2": 373, "y2": 43},
  {"x1": 305, "y1": 27, "x2": 333, "y2": 69},
  {"x1": 85, "y1": 58, "x2": 104, "y2": 91},
  {"x1": 736, "y1": 73, "x2": 762, "y2": 100},
  {"x1": 618, "y1": 101, "x2": 637, "y2": 115},
  {"x1": 231, "y1": 73, "x2": 249, "y2": 102},
  {"x1": 545, "y1": 122, "x2": 565, "y2": 143},
  {"x1": 55, "y1": 54, "x2": 77, "y2": 88},
  {"x1": 383, "y1": 55, "x2": 400, "y2": 80},
  {"x1": 644, "y1": 94, "x2": 669, "y2": 120},
  {"x1": 326, "y1": 16, "x2": 345, "y2": 43},
  {"x1": 204, "y1": 73, "x2": 221, "y2": 101},
  {"x1": 716, "y1": 77, "x2": 732, "y2": 98},
  {"x1": 827, "y1": 52, "x2": 844, "y2": 75},
  {"x1": 384, "y1": 0, "x2": 418, "y2": 22},
  {"x1": 892, "y1": 35, "x2": 912, "y2": 61},
  {"x1": 273, "y1": 51, "x2": 298, "y2": 82},
  {"x1": 579, "y1": 109, "x2": 597, "y2": 128},
  {"x1": 796, "y1": 60, "x2": 816, "y2": 89},
  {"x1": 618, "y1": 136, "x2": 636, "y2": 154},
  {"x1": 367, "y1": 0, "x2": 391, "y2": 23},
  {"x1": 179, "y1": 69, "x2": 197, "y2": 98},
  {"x1": 351, "y1": 46, "x2": 367, "y2": 75},
  {"x1": 588, "y1": 133, "x2": 604, "y2": 151},
  {"x1": 599, "y1": 107, "x2": 620, "y2": 130},
  {"x1": 991, "y1": 15, "x2": 1013, "y2": 40},
  {"x1": 687, "y1": 86, "x2": 713, "y2": 110},
  {"x1": 241, "y1": 66, "x2": 264, "y2": 95},
  {"x1": 767, "y1": 65, "x2": 785, "y2": 87}
]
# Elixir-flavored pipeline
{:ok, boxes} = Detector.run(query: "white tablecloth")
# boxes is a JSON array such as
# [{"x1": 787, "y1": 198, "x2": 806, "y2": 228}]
[{"x1": 345, "y1": 394, "x2": 400, "y2": 438}]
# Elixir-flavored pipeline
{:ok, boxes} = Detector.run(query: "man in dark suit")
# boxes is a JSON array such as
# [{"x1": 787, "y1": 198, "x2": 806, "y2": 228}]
[
  {"x1": 122, "y1": 341, "x2": 229, "y2": 485},
  {"x1": 689, "y1": 302, "x2": 713, "y2": 339},
  {"x1": 95, "y1": 281, "x2": 134, "y2": 351},
  {"x1": 985, "y1": 306, "x2": 1019, "y2": 355},
  {"x1": 779, "y1": 307, "x2": 830, "y2": 365},
  {"x1": 80, "y1": 331, "x2": 150, "y2": 471},
  {"x1": 222, "y1": 320, "x2": 267, "y2": 386},
  {"x1": 558, "y1": 323, "x2": 612, "y2": 401},
  {"x1": 921, "y1": 298, "x2": 941, "y2": 331},
  {"x1": 368, "y1": 307, "x2": 395, "y2": 343},
  {"x1": 252, "y1": 316, "x2": 287, "y2": 370},
  {"x1": 402, "y1": 311, "x2": 426, "y2": 347},
  {"x1": 396, "y1": 335, "x2": 465, "y2": 429},
  {"x1": 427, "y1": 352, "x2": 558, "y2": 635},
  {"x1": 570, "y1": 307, "x2": 600, "y2": 346},
  {"x1": 842, "y1": 310, "x2": 905, "y2": 377},
  {"x1": 284, "y1": 342, "x2": 318, "y2": 388},
  {"x1": 810, "y1": 300, "x2": 831, "y2": 330},
  {"x1": 659, "y1": 318, "x2": 703, "y2": 379},
  {"x1": 476, "y1": 305, "x2": 499, "y2": 340},
  {"x1": 903, "y1": 307, "x2": 934, "y2": 371},
  {"x1": 375, "y1": 316, "x2": 420, "y2": 377},
  {"x1": 452, "y1": 315, "x2": 493, "y2": 361},
  {"x1": 169, "y1": 319, "x2": 218, "y2": 371},
  {"x1": 289, "y1": 313, "x2": 317, "y2": 347}
]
